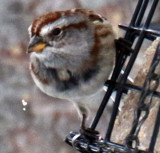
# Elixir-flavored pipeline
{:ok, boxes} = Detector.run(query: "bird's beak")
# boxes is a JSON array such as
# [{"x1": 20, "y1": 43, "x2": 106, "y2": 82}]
[{"x1": 27, "y1": 36, "x2": 46, "y2": 53}]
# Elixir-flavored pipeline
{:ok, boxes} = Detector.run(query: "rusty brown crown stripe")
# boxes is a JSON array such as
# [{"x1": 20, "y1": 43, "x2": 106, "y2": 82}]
[
  {"x1": 31, "y1": 12, "x2": 62, "y2": 36},
  {"x1": 31, "y1": 9, "x2": 107, "y2": 36}
]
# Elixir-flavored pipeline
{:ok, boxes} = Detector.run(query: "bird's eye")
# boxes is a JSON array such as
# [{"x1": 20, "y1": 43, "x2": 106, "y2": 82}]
[{"x1": 52, "y1": 28, "x2": 62, "y2": 36}]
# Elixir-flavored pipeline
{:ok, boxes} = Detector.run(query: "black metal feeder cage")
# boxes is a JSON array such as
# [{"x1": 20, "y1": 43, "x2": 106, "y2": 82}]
[{"x1": 65, "y1": 0, "x2": 160, "y2": 152}]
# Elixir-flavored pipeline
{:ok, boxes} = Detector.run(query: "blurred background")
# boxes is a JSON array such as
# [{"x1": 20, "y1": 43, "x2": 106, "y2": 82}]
[{"x1": 0, "y1": 0, "x2": 159, "y2": 153}]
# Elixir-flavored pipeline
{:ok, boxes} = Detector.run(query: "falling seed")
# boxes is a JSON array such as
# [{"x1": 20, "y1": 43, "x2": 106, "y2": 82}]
[
  {"x1": 22, "y1": 99, "x2": 28, "y2": 106},
  {"x1": 23, "y1": 108, "x2": 26, "y2": 111}
]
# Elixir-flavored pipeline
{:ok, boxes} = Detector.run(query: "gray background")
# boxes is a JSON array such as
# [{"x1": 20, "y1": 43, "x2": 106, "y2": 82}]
[{"x1": 0, "y1": 0, "x2": 159, "y2": 153}]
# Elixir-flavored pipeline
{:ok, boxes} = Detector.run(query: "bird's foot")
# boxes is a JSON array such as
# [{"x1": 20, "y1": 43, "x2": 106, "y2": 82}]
[
  {"x1": 79, "y1": 113, "x2": 100, "y2": 141},
  {"x1": 80, "y1": 127, "x2": 100, "y2": 141}
]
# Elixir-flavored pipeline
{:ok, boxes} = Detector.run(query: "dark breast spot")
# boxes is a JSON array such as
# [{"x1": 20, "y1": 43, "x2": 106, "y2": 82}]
[
  {"x1": 47, "y1": 67, "x2": 99, "y2": 92},
  {"x1": 31, "y1": 60, "x2": 99, "y2": 92},
  {"x1": 56, "y1": 76, "x2": 79, "y2": 91},
  {"x1": 46, "y1": 68, "x2": 79, "y2": 92}
]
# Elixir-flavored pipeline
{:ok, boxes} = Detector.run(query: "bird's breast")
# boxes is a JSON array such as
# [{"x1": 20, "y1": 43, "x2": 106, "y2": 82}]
[{"x1": 30, "y1": 60, "x2": 100, "y2": 96}]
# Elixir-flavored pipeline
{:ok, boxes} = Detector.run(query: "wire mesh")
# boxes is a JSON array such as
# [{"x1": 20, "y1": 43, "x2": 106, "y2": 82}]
[{"x1": 65, "y1": 0, "x2": 160, "y2": 152}]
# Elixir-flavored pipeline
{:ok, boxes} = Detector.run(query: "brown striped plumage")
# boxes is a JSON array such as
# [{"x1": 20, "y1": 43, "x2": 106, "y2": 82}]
[
  {"x1": 31, "y1": 12, "x2": 62, "y2": 36},
  {"x1": 31, "y1": 9, "x2": 106, "y2": 36},
  {"x1": 27, "y1": 9, "x2": 115, "y2": 128}
]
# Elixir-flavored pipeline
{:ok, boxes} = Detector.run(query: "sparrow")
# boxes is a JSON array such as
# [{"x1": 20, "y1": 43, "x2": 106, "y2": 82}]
[{"x1": 27, "y1": 9, "x2": 115, "y2": 128}]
